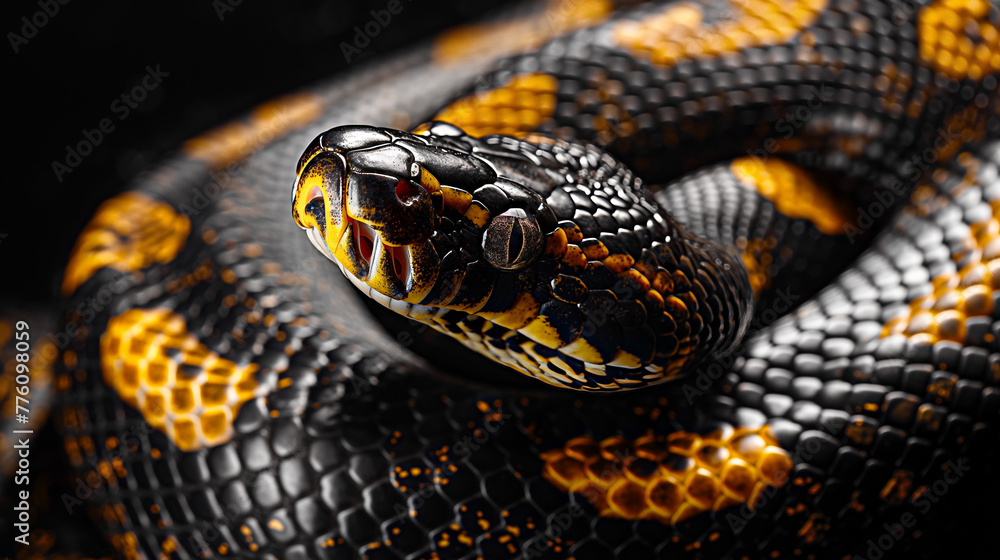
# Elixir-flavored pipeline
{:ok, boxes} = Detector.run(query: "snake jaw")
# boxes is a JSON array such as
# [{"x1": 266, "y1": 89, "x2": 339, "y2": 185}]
[
  {"x1": 328, "y1": 215, "x2": 440, "y2": 303},
  {"x1": 307, "y1": 226, "x2": 337, "y2": 263},
  {"x1": 361, "y1": 223, "x2": 409, "y2": 298}
]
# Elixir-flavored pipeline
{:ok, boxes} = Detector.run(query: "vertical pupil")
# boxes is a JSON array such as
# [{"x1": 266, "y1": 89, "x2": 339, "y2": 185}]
[{"x1": 508, "y1": 220, "x2": 524, "y2": 263}]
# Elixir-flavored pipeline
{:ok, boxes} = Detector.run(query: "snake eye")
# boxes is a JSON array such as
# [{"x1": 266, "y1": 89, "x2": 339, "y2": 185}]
[
  {"x1": 395, "y1": 180, "x2": 423, "y2": 205},
  {"x1": 482, "y1": 208, "x2": 543, "y2": 270}
]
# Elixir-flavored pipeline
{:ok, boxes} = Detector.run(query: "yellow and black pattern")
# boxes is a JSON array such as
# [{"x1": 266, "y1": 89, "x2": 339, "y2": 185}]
[
  {"x1": 293, "y1": 123, "x2": 752, "y2": 390},
  {"x1": 61, "y1": 192, "x2": 191, "y2": 296},
  {"x1": 540, "y1": 426, "x2": 795, "y2": 522},
  {"x1": 7, "y1": 1, "x2": 1000, "y2": 559}
]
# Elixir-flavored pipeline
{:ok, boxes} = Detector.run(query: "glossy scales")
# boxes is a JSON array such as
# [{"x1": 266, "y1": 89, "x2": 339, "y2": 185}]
[
  {"x1": 99, "y1": 308, "x2": 269, "y2": 451},
  {"x1": 61, "y1": 192, "x2": 191, "y2": 296},
  {"x1": 299, "y1": 125, "x2": 752, "y2": 390},
  {"x1": 31, "y1": 0, "x2": 1000, "y2": 559},
  {"x1": 432, "y1": 73, "x2": 560, "y2": 138},
  {"x1": 540, "y1": 426, "x2": 794, "y2": 523}
]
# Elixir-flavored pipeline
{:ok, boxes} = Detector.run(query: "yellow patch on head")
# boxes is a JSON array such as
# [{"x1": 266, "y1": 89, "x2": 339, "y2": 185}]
[
  {"x1": 480, "y1": 291, "x2": 541, "y2": 330},
  {"x1": 100, "y1": 308, "x2": 267, "y2": 452},
  {"x1": 62, "y1": 192, "x2": 191, "y2": 296},
  {"x1": 731, "y1": 157, "x2": 851, "y2": 236},
  {"x1": 518, "y1": 314, "x2": 568, "y2": 349},
  {"x1": 433, "y1": 73, "x2": 559, "y2": 138},
  {"x1": 559, "y1": 337, "x2": 605, "y2": 364}
]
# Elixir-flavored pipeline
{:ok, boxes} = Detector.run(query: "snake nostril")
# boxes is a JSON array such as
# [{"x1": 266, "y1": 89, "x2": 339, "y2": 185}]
[{"x1": 395, "y1": 180, "x2": 422, "y2": 205}]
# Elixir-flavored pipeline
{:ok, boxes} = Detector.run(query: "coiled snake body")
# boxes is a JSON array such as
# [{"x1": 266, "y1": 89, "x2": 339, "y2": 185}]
[{"x1": 5, "y1": 0, "x2": 1000, "y2": 558}]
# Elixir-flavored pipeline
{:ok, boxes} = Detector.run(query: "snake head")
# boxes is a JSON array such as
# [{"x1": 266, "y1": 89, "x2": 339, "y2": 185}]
[
  {"x1": 294, "y1": 123, "x2": 753, "y2": 391},
  {"x1": 292, "y1": 123, "x2": 560, "y2": 309}
]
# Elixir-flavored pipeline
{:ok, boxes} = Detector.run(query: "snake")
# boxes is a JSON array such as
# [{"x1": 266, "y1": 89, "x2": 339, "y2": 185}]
[{"x1": 3, "y1": 0, "x2": 1000, "y2": 558}]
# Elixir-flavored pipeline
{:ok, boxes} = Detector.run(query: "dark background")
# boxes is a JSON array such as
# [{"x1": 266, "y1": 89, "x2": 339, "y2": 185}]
[
  {"x1": 3, "y1": 0, "x2": 509, "y2": 303},
  {"x1": 3, "y1": 1, "x2": 999, "y2": 558}
]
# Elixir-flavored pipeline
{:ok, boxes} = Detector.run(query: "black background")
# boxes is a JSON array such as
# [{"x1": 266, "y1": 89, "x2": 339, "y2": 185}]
[
  {"x1": 3, "y1": 0, "x2": 508, "y2": 303},
  {"x1": 3, "y1": 1, "x2": 999, "y2": 558}
]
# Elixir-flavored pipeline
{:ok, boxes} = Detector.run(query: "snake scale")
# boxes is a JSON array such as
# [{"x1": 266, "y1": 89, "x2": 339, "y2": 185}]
[{"x1": 3, "y1": 0, "x2": 1000, "y2": 558}]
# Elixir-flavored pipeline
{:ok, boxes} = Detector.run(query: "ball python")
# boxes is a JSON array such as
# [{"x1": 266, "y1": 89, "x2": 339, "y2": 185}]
[{"x1": 4, "y1": 0, "x2": 1000, "y2": 558}]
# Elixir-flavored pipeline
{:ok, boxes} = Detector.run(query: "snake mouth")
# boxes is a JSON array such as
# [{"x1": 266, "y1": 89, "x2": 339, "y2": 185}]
[
  {"x1": 303, "y1": 209, "x2": 440, "y2": 305},
  {"x1": 351, "y1": 219, "x2": 410, "y2": 281},
  {"x1": 293, "y1": 150, "x2": 440, "y2": 303},
  {"x1": 331, "y1": 218, "x2": 440, "y2": 304}
]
